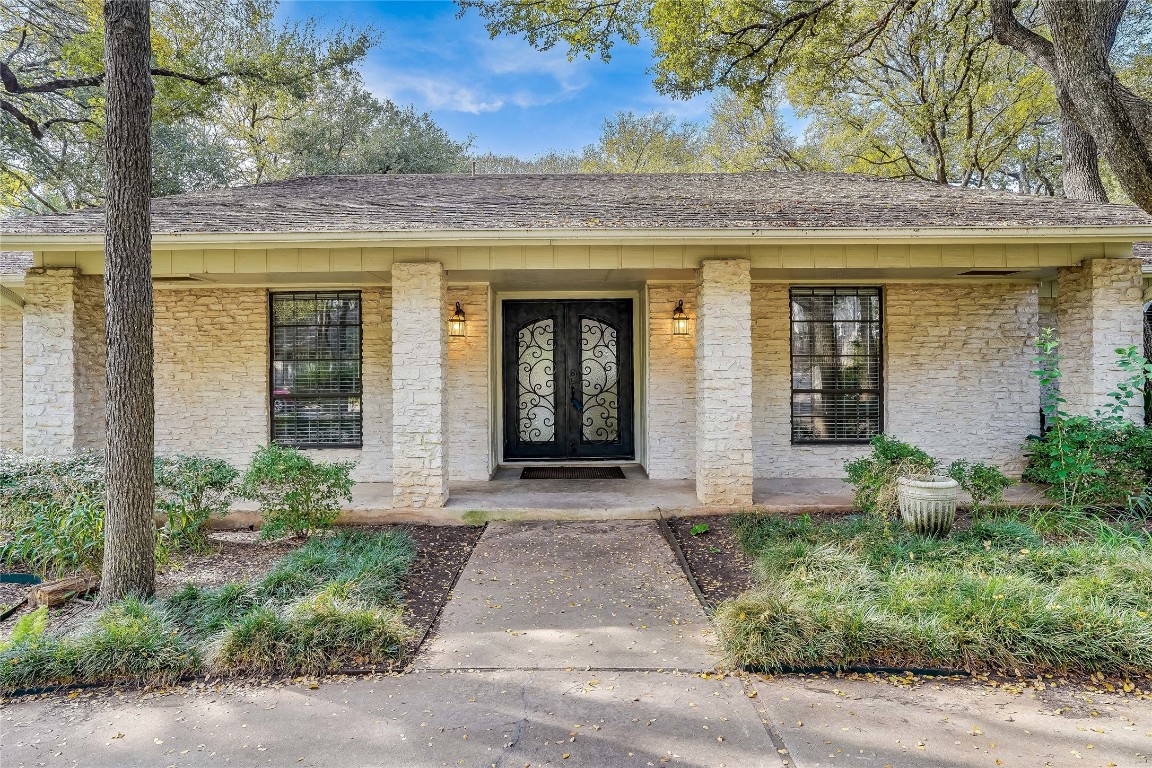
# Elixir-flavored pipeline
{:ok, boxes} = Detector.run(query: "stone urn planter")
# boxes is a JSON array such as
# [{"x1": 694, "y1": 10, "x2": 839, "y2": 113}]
[{"x1": 897, "y1": 475, "x2": 959, "y2": 537}]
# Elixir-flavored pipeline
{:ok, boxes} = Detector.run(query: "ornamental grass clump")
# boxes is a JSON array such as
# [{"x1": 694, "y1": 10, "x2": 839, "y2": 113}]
[
  {"x1": 0, "y1": 600, "x2": 201, "y2": 692},
  {"x1": 717, "y1": 512, "x2": 1152, "y2": 675},
  {"x1": 0, "y1": 531, "x2": 416, "y2": 693}
]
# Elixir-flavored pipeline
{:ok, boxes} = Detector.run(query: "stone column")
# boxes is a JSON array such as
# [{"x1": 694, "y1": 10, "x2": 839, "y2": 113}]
[
  {"x1": 1056, "y1": 256, "x2": 1145, "y2": 420},
  {"x1": 391, "y1": 262, "x2": 449, "y2": 507},
  {"x1": 22, "y1": 268, "x2": 106, "y2": 453},
  {"x1": 695, "y1": 259, "x2": 754, "y2": 505}
]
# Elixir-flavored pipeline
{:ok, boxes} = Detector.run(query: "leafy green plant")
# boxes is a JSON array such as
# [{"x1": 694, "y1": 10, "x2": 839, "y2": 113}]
[
  {"x1": 238, "y1": 445, "x2": 354, "y2": 539},
  {"x1": 0, "y1": 476, "x2": 106, "y2": 577},
  {"x1": 154, "y1": 455, "x2": 239, "y2": 551},
  {"x1": 690, "y1": 523, "x2": 710, "y2": 536},
  {"x1": 1, "y1": 607, "x2": 48, "y2": 651},
  {"x1": 843, "y1": 434, "x2": 938, "y2": 518},
  {"x1": 1026, "y1": 333, "x2": 1152, "y2": 510},
  {"x1": 947, "y1": 460, "x2": 1014, "y2": 514}
]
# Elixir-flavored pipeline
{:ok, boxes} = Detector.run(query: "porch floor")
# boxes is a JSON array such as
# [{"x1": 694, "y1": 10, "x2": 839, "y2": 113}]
[{"x1": 224, "y1": 467, "x2": 1049, "y2": 526}]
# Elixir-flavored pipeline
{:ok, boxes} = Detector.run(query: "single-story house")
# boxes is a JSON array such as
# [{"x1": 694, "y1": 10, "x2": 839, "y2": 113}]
[{"x1": 1, "y1": 173, "x2": 1150, "y2": 510}]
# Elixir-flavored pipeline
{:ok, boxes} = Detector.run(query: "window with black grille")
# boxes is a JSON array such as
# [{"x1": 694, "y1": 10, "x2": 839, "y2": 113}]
[
  {"x1": 790, "y1": 287, "x2": 882, "y2": 443},
  {"x1": 270, "y1": 291, "x2": 362, "y2": 448}
]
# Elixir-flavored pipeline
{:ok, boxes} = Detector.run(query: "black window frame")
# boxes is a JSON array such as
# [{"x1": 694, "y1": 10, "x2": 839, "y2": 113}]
[
  {"x1": 268, "y1": 290, "x2": 364, "y2": 449},
  {"x1": 788, "y1": 286, "x2": 884, "y2": 445}
]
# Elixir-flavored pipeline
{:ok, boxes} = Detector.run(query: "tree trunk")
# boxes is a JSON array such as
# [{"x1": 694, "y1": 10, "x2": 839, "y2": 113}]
[
  {"x1": 1060, "y1": 116, "x2": 1109, "y2": 202},
  {"x1": 1042, "y1": 0, "x2": 1152, "y2": 211},
  {"x1": 99, "y1": 0, "x2": 155, "y2": 605}
]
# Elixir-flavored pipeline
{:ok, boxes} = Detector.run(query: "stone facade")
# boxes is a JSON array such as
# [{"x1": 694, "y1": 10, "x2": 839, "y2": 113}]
[
  {"x1": 392, "y1": 263, "x2": 449, "y2": 507},
  {"x1": 447, "y1": 284, "x2": 492, "y2": 480},
  {"x1": 153, "y1": 287, "x2": 393, "y2": 481},
  {"x1": 749, "y1": 282, "x2": 1040, "y2": 476},
  {"x1": 695, "y1": 259, "x2": 754, "y2": 505},
  {"x1": 646, "y1": 284, "x2": 696, "y2": 479},
  {"x1": 1056, "y1": 257, "x2": 1146, "y2": 420},
  {"x1": 0, "y1": 299, "x2": 22, "y2": 450},
  {"x1": 21, "y1": 269, "x2": 105, "y2": 453}
]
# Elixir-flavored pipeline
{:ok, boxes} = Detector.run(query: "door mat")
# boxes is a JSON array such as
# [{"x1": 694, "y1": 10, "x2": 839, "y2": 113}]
[{"x1": 520, "y1": 466, "x2": 627, "y2": 480}]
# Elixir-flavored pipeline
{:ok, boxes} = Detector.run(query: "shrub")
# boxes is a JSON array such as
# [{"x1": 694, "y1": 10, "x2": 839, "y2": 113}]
[
  {"x1": 1027, "y1": 334, "x2": 1152, "y2": 509},
  {"x1": 154, "y1": 455, "x2": 239, "y2": 551},
  {"x1": 0, "y1": 452, "x2": 106, "y2": 577},
  {"x1": 238, "y1": 445, "x2": 354, "y2": 539},
  {"x1": 947, "y1": 460, "x2": 1014, "y2": 513},
  {"x1": 844, "y1": 435, "x2": 937, "y2": 518}
]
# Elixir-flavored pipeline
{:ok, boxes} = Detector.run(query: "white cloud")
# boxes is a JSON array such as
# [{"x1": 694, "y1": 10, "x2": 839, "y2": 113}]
[{"x1": 366, "y1": 69, "x2": 506, "y2": 114}]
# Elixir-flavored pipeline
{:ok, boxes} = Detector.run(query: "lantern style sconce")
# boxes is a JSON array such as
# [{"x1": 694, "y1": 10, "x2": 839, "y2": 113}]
[
  {"x1": 448, "y1": 302, "x2": 466, "y2": 337},
  {"x1": 672, "y1": 299, "x2": 690, "y2": 336}
]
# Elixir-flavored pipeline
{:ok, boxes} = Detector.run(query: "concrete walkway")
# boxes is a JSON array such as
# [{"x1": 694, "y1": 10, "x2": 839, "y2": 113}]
[{"x1": 418, "y1": 521, "x2": 720, "y2": 671}]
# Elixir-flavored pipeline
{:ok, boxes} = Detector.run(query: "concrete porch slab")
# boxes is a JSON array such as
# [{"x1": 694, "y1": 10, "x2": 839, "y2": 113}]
[{"x1": 216, "y1": 473, "x2": 1050, "y2": 527}]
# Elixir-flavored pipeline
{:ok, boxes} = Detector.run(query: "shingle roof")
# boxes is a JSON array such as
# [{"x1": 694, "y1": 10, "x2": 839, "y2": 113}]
[
  {"x1": 1133, "y1": 241, "x2": 1152, "y2": 268},
  {"x1": 0, "y1": 251, "x2": 31, "y2": 275},
  {"x1": 3, "y1": 173, "x2": 1152, "y2": 237}
]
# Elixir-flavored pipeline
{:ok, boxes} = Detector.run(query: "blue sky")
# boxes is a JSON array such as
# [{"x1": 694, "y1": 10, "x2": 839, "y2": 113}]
[{"x1": 277, "y1": 0, "x2": 714, "y2": 156}]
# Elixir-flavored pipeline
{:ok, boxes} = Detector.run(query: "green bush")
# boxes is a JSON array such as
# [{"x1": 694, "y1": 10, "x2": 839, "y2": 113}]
[
  {"x1": 844, "y1": 435, "x2": 938, "y2": 518},
  {"x1": 238, "y1": 445, "x2": 354, "y2": 539},
  {"x1": 0, "y1": 452, "x2": 106, "y2": 577},
  {"x1": 0, "y1": 452, "x2": 241, "y2": 577},
  {"x1": 1027, "y1": 334, "x2": 1152, "y2": 509},
  {"x1": 154, "y1": 455, "x2": 239, "y2": 551},
  {"x1": 718, "y1": 512, "x2": 1152, "y2": 675},
  {"x1": 947, "y1": 459, "x2": 1015, "y2": 513}
]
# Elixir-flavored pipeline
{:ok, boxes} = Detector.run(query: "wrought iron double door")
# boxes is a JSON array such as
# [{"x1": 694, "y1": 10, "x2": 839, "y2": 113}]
[{"x1": 502, "y1": 299, "x2": 634, "y2": 460}]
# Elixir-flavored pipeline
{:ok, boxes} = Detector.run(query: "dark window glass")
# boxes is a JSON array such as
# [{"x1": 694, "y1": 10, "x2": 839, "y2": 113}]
[
  {"x1": 790, "y1": 287, "x2": 882, "y2": 442},
  {"x1": 270, "y1": 291, "x2": 362, "y2": 448}
]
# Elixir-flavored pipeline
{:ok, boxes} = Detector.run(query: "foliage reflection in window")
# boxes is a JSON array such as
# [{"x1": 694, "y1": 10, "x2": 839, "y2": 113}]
[
  {"x1": 270, "y1": 291, "x2": 362, "y2": 448},
  {"x1": 789, "y1": 287, "x2": 882, "y2": 442}
]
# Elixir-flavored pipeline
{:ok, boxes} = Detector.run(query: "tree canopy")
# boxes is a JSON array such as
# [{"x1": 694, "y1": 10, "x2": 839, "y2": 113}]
[
  {"x1": 1, "y1": 0, "x2": 470, "y2": 215},
  {"x1": 461, "y1": 0, "x2": 1152, "y2": 206}
]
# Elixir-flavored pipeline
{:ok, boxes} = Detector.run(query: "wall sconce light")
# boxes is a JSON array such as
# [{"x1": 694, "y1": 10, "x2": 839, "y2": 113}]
[
  {"x1": 449, "y1": 302, "x2": 466, "y2": 337},
  {"x1": 672, "y1": 299, "x2": 690, "y2": 336}
]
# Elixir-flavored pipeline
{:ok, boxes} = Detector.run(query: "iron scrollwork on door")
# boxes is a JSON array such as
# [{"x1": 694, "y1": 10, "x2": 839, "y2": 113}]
[
  {"x1": 517, "y1": 319, "x2": 555, "y2": 443},
  {"x1": 579, "y1": 317, "x2": 619, "y2": 444}
]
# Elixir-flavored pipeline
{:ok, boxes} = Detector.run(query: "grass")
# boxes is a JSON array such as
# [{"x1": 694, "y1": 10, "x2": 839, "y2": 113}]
[
  {"x1": 715, "y1": 513, "x2": 1152, "y2": 676},
  {"x1": 0, "y1": 530, "x2": 416, "y2": 692}
]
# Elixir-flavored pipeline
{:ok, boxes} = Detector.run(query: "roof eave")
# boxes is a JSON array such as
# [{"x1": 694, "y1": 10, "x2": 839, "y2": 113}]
[{"x1": 6, "y1": 224, "x2": 1152, "y2": 251}]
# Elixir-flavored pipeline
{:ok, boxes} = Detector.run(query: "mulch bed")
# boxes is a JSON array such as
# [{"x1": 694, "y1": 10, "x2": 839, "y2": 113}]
[{"x1": 667, "y1": 515, "x2": 755, "y2": 607}]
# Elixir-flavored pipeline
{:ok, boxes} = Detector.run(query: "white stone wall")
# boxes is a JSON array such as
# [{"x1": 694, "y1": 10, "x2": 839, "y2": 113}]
[
  {"x1": 21, "y1": 269, "x2": 105, "y2": 453},
  {"x1": 447, "y1": 284, "x2": 491, "y2": 481},
  {"x1": 74, "y1": 276, "x2": 106, "y2": 449},
  {"x1": 751, "y1": 282, "x2": 1040, "y2": 477},
  {"x1": 392, "y1": 263, "x2": 448, "y2": 507},
  {"x1": 646, "y1": 284, "x2": 696, "y2": 479},
  {"x1": 1056, "y1": 257, "x2": 1145, "y2": 420},
  {"x1": 696, "y1": 259, "x2": 754, "y2": 504},
  {"x1": 0, "y1": 299, "x2": 22, "y2": 451},
  {"x1": 153, "y1": 287, "x2": 393, "y2": 481}
]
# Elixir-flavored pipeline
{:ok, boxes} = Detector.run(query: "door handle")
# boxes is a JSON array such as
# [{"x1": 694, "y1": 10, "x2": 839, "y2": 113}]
[{"x1": 569, "y1": 385, "x2": 583, "y2": 411}]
